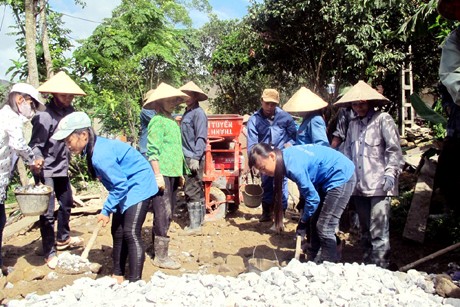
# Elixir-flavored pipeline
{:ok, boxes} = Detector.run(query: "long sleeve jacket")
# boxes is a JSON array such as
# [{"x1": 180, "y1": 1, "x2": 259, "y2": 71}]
[
  {"x1": 29, "y1": 100, "x2": 74, "y2": 177},
  {"x1": 180, "y1": 104, "x2": 208, "y2": 161},
  {"x1": 92, "y1": 137, "x2": 158, "y2": 216},
  {"x1": 247, "y1": 107, "x2": 297, "y2": 153},
  {"x1": 343, "y1": 110, "x2": 404, "y2": 197},
  {"x1": 0, "y1": 105, "x2": 36, "y2": 202},
  {"x1": 283, "y1": 145, "x2": 355, "y2": 223}
]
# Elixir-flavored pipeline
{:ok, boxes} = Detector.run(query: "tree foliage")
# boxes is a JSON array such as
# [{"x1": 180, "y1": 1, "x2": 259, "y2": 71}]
[{"x1": 73, "y1": 0, "x2": 210, "y2": 144}]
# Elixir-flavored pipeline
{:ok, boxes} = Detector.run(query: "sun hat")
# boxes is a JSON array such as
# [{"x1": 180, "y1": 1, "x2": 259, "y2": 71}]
[
  {"x1": 51, "y1": 111, "x2": 91, "y2": 140},
  {"x1": 38, "y1": 71, "x2": 86, "y2": 96},
  {"x1": 438, "y1": 0, "x2": 460, "y2": 21},
  {"x1": 334, "y1": 80, "x2": 390, "y2": 107},
  {"x1": 10, "y1": 83, "x2": 46, "y2": 111},
  {"x1": 143, "y1": 82, "x2": 189, "y2": 109},
  {"x1": 179, "y1": 81, "x2": 208, "y2": 101},
  {"x1": 261, "y1": 89, "x2": 280, "y2": 104},
  {"x1": 242, "y1": 114, "x2": 250, "y2": 124},
  {"x1": 143, "y1": 89, "x2": 155, "y2": 102},
  {"x1": 282, "y1": 87, "x2": 328, "y2": 115}
]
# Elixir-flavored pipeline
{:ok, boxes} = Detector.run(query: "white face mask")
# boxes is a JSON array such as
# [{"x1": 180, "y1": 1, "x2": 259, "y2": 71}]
[{"x1": 18, "y1": 101, "x2": 35, "y2": 119}]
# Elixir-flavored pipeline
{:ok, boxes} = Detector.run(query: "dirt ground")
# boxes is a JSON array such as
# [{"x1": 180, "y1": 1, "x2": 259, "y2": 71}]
[{"x1": 0, "y1": 182, "x2": 459, "y2": 304}]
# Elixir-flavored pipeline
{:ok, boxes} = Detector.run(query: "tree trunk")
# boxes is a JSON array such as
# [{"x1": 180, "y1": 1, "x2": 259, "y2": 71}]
[
  {"x1": 39, "y1": 0, "x2": 53, "y2": 78},
  {"x1": 19, "y1": 0, "x2": 40, "y2": 186},
  {"x1": 24, "y1": 0, "x2": 39, "y2": 87}
]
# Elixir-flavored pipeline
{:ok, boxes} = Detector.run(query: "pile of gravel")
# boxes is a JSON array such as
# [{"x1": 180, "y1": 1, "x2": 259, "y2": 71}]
[{"x1": 7, "y1": 260, "x2": 460, "y2": 306}]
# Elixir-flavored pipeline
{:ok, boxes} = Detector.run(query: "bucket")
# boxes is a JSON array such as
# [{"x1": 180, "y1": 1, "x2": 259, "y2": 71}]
[
  {"x1": 14, "y1": 185, "x2": 52, "y2": 216},
  {"x1": 248, "y1": 258, "x2": 280, "y2": 274},
  {"x1": 242, "y1": 184, "x2": 263, "y2": 208},
  {"x1": 247, "y1": 246, "x2": 280, "y2": 274}
]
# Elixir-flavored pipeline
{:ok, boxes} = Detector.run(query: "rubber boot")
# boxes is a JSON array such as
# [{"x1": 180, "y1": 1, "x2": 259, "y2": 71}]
[
  {"x1": 259, "y1": 202, "x2": 273, "y2": 222},
  {"x1": 179, "y1": 202, "x2": 202, "y2": 236},
  {"x1": 151, "y1": 236, "x2": 181, "y2": 270},
  {"x1": 199, "y1": 198, "x2": 206, "y2": 225}
]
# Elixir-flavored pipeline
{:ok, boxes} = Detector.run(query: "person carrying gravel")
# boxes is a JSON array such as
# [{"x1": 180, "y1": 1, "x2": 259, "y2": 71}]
[
  {"x1": 29, "y1": 71, "x2": 86, "y2": 269},
  {"x1": 336, "y1": 80, "x2": 404, "y2": 269},
  {"x1": 144, "y1": 83, "x2": 189, "y2": 270},
  {"x1": 249, "y1": 143, "x2": 356, "y2": 263},
  {"x1": 0, "y1": 83, "x2": 45, "y2": 275},
  {"x1": 52, "y1": 111, "x2": 158, "y2": 283}
]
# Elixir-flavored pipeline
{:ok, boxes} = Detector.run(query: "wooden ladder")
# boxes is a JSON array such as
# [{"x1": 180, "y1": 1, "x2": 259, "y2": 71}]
[{"x1": 400, "y1": 45, "x2": 415, "y2": 137}]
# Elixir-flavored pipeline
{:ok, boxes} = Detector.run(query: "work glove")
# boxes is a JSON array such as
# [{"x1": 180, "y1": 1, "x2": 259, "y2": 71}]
[
  {"x1": 188, "y1": 159, "x2": 200, "y2": 172},
  {"x1": 296, "y1": 220, "x2": 308, "y2": 238},
  {"x1": 178, "y1": 176, "x2": 185, "y2": 188},
  {"x1": 382, "y1": 175, "x2": 395, "y2": 192},
  {"x1": 155, "y1": 173, "x2": 165, "y2": 191}
]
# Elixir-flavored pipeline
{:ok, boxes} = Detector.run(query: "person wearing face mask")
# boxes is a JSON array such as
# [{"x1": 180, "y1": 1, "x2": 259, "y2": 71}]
[
  {"x1": 336, "y1": 80, "x2": 404, "y2": 269},
  {"x1": 144, "y1": 82, "x2": 189, "y2": 270},
  {"x1": 247, "y1": 88, "x2": 297, "y2": 224},
  {"x1": 0, "y1": 83, "x2": 45, "y2": 275},
  {"x1": 28, "y1": 71, "x2": 86, "y2": 269}
]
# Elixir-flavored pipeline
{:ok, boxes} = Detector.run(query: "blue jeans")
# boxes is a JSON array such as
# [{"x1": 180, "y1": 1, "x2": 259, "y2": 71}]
[
  {"x1": 307, "y1": 173, "x2": 356, "y2": 263},
  {"x1": 39, "y1": 176, "x2": 73, "y2": 259},
  {"x1": 111, "y1": 199, "x2": 150, "y2": 282},
  {"x1": 353, "y1": 196, "x2": 390, "y2": 268},
  {"x1": 261, "y1": 174, "x2": 288, "y2": 212}
]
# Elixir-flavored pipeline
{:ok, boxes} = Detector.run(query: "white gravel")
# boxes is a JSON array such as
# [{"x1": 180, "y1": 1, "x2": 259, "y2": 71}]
[{"x1": 7, "y1": 260, "x2": 460, "y2": 307}]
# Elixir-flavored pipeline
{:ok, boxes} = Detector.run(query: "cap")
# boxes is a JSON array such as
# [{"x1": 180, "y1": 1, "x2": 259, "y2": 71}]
[
  {"x1": 261, "y1": 89, "x2": 280, "y2": 104},
  {"x1": 10, "y1": 83, "x2": 45, "y2": 111},
  {"x1": 51, "y1": 111, "x2": 92, "y2": 140}
]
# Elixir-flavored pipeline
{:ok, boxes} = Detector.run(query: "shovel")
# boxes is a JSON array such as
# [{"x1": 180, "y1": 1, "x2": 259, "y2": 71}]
[
  {"x1": 294, "y1": 235, "x2": 302, "y2": 260},
  {"x1": 55, "y1": 220, "x2": 103, "y2": 275}
]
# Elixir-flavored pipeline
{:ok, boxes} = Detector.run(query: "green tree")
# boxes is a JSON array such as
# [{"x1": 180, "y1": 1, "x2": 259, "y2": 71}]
[{"x1": 73, "y1": 0, "x2": 210, "y2": 144}]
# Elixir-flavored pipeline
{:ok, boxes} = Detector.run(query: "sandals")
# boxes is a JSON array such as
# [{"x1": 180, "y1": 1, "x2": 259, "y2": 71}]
[
  {"x1": 56, "y1": 236, "x2": 84, "y2": 251},
  {"x1": 46, "y1": 256, "x2": 58, "y2": 270}
]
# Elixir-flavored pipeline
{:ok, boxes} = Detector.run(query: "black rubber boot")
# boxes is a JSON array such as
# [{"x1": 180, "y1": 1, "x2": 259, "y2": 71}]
[
  {"x1": 259, "y1": 202, "x2": 273, "y2": 222},
  {"x1": 179, "y1": 202, "x2": 202, "y2": 236},
  {"x1": 151, "y1": 236, "x2": 181, "y2": 270}
]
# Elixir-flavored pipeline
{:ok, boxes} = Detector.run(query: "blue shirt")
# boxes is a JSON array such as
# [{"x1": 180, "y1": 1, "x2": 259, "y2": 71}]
[
  {"x1": 296, "y1": 112, "x2": 330, "y2": 146},
  {"x1": 247, "y1": 107, "x2": 297, "y2": 153},
  {"x1": 181, "y1": 104, "x2": 208, "y2": 160},
  {"x1": 92, "y1": 137, "x2": 158, "y2": 216},
  {"x1": 139, "y1": 108, "x2": 156, "y2": 155},
  {"x1": 283, "y1": 144, "x2": 355, "y2": 222}
]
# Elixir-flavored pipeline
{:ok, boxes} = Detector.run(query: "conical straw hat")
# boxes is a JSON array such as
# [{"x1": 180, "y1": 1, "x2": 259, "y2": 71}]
[
  {"x1": 282, "y1": 87, "x2": 328, "y2": 115},
  {"x1": 143, "y1": 82, "x2": 189, "y2": 109},
  {"x1": 143, "y1": 89, "x2": 155, "y2": 102},
  {"x1": 179, "y1": 81, "x2": 208, "y2": 101},
  {"x1": 334, "y1": 80, "x2": 389, "y2": 107},
  {"x1": 37, "y1": 71, "x2": 86, "y2": 96}
]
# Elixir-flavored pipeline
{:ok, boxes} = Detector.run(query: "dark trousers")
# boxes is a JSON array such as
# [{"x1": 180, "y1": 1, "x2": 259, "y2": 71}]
[
  {"x1": 111, "y1": 199, "x2": 150, "y2": 282},
  {"x1": 184, "y1": 158, "x2": 204, "y2": 203},
  {"x1": 434, "y1": 137, "x2": 460, "y2": 216},
  {"x1": 151, "y1": 176, "x2": 179, "y2": 238},
  {"x1": 0, "y1": 203, "x2": 5, "y2": 267},
  {"x1": 307, "y1": 173, "x2": 356, "y2": 262},
  {"x1": 39, "y1": 176, "x2": 73, "y2": 259}
]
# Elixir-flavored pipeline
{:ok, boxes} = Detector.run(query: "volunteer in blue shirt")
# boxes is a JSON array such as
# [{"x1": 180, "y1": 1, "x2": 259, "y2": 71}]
[
  {"x1": 52, "y1": 112, "x2": 158, "y2": 283},
  {"x1": 249, "y1": 143, "x2": 356, "y2": 263},
  {"x1": 247, "y1": 88, "x2": 297, "y2": 222}
]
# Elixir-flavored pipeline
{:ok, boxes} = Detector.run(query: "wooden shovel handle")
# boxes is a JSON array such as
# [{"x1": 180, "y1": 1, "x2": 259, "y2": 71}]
[
  {"x1": 294, "y1": 235, "x2": 302, "y2": 260},
  {"x1": 81, "y1": 220, "x2": 103, "y2": 260}
]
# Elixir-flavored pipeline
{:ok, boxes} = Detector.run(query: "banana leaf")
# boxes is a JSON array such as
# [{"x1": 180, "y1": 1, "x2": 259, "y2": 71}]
[{"x1": 410, "y1": 93, "x2": 447, "y2": 126}]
